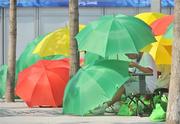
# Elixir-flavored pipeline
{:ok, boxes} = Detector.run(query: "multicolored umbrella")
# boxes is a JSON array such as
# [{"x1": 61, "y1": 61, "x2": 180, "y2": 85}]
[
  {"x1": 151, "y1": 15, "x2": 174, "y2": 36},
  {"x1": 164, "y1": 23, "x2": 173, "y2": 39},
  {"x1": 33, "y1": 25, "x2": 85, "y2": 57},
  {"x1": 142, "y1": 36, "x2": 172, "y2": 65},
  {"x1": 76, "y1": 14, "x2": 156, "y2": 57},
  {"x1": 135, "y1": 12, "x2": 165, "y2": 25},
  {"x1": 63, "y1": 60, "x2": 130, "y2": 115},
  {"x1": 16, "y1": 59, "x2": 70, "y2": 107}
]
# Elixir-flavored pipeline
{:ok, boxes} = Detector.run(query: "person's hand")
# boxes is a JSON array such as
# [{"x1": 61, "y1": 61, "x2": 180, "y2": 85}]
[{"x1": 129, "y1": 62, "x2": 138, "y2": 68}]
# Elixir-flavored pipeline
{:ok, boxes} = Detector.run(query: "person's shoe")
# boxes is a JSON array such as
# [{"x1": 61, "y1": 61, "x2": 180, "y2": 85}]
[
  {"x1": 89, "y1": 103, "x2": 108, "y2": 115},
  {"x1": 105, "y1": 102, "x2": 120, "y2": 115}
]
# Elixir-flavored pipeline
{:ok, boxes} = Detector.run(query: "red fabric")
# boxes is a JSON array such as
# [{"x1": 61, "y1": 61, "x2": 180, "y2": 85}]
[
  {"x1": 151, "y1": 15, "x2": 174, "y2": 36},
  {"x1": 15, "y1": 59, "x2": 70, "y2": 107}
]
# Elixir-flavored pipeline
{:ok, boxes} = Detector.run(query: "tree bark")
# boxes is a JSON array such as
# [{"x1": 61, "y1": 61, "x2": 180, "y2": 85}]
[
  {"x1": 5, "y1": 0, "x2": 17, "y2": 102},
  {"x1": 69, "y1": 0, "x2": 80, "y2": 78},
  {"x1": 166, "y1": 0, "x2": 180, "y2": 123}
]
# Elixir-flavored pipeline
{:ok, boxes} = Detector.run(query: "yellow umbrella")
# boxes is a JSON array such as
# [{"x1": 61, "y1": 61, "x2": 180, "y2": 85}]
[
  {"x1": 33, "y1": 25, "x2": 85, "y2": 57},
  {"x1": 142, "y1": 36, "x2": 172, "y2": 65},
  {"x1": 135, "y1": 12, "x2": 165, "y2": 25}
]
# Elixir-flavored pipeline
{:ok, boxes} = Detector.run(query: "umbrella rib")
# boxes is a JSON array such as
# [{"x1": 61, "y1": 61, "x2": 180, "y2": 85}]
[
  {"x1": 45, "y1": 72, "x2": 58, "y2": 106},
  {"x1": 41, "y1": 63, "x2": 57, "y2": 106},
  {"x1": 122, "y1": 23, "x2": 139, "y2": 52},
  {"x1": 28, "y1": 71, "x2": 45, "y2": 104},
  {"x1": 82, "y1": 70, "x2": 108, "y2": 95},
  {"x1": 104, "y1": 19, "x2": 114, "y2": 57}
]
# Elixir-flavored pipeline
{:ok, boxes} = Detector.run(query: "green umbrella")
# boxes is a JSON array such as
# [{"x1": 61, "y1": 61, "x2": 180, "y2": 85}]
[
  {"x1": 16, "y1": 35, "x2": 65, "y2": 75},
  {"x1": 76, "y1": 14, "x2": 156, "y2": 57},
  {"x1": 63, "y1": 60, "x2": 130, "y2": 115},
  {"x1": 84, "y1": 52, "x2": 131, "y2": 65},
  {"x1": 0, "y1": 35, "x2": 64, "y2": 98},
  {"x1": 84, "y1": 52, "x2": 104, "y2": 65},
  {"x1": 16, "y1": 35, "x2": 45, "y2": 75},
  {"x1": 0, "y1": 64, "x2": 8, "y2": 98},
  {"x1": 164, "y1": 23, "x2": 173, "y2": 39}
]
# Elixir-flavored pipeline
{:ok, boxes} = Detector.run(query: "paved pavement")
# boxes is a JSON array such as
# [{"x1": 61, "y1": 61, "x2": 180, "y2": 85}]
[{"x1": 0, "y1": 100, "x2": 165, "y2": 124}]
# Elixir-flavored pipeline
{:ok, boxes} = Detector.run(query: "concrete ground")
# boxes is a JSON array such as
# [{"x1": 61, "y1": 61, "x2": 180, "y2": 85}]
[{"x1": 0, "y1": 100, "x2": 165, "y2": 124}]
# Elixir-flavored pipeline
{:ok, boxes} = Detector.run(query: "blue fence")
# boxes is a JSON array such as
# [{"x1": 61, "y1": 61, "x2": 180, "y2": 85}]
[{"x1": 0, "y1": 0, "x2": 174, "y2": 8}]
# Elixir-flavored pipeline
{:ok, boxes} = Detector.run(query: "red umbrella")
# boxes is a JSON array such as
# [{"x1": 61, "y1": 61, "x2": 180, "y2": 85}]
[
  {"x1": 151, "y1": 15, "x2": 174, "y2": 36},
  {"x1": 15, "y1": 59, "x2": 69, "y2": 107}
]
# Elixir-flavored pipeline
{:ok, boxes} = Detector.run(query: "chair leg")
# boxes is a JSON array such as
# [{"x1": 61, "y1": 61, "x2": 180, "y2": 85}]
[{"x1": 135, "y1": 97, "x2": 139, "y2": 116}]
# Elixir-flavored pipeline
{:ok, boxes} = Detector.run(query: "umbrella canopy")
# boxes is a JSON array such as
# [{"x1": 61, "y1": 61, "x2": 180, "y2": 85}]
[
  {"x1": 76, "y1": 14, "x2": 156, "y2": 57},
  {"x1": 0, "y1": 65, "x2": 8, "y2": 98},
  {"x1": 135, "y1": 12, "x2": 165, "y2": 25},
  {"x1": 63, "y1": 60, "x2": 130, "y2": 115},
  {"x1": 33, "y1": 25, "x2": 85, "y2": 57},
  {"x1": 84, "y1": 52, "x2": 130, "y2": 65},
  {"x1": 15, "y1": 59, "x2": 70, "y2": 107},
  {"x1": 151, "y1": 15, "x2": 174, "y2": 36},
  {"x1": 142, "y1": 36, "x2": 172, "y2": 65},
  {"x1": 164, "y1": 23, "x2": 173, "y2": 39}
]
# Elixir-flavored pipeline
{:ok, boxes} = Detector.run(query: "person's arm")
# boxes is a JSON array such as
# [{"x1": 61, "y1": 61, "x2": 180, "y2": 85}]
[{"x1": 129, "y1": 62, "x2": 153, "y2": 73}]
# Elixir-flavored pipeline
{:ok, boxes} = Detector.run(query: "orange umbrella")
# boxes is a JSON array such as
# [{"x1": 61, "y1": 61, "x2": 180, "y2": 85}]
[
  {"x1": 15, "y1": 59, "x2": 70, "y2": 107},
  {"x1": 151, "y1": 15, "x2": 174, "y2": 36}
]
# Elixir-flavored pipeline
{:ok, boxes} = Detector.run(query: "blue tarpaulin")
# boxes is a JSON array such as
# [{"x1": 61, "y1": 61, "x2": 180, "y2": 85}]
[{"x1": 0, "y1": 0, "x2": 174, "y2": 8}]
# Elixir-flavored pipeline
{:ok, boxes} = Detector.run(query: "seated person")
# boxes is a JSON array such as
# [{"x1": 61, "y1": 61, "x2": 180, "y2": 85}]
[
  {"x1": 156, "y1": 64, "x2": 171, "y2": 89},
  {"x1": 90, "y1": 52, "x2": 157, "y2": 115}
]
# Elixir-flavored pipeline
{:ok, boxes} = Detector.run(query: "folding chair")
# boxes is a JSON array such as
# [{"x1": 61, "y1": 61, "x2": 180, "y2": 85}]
[{"x1": 127, "y1": 73, "x2": 154, "y2": 117}]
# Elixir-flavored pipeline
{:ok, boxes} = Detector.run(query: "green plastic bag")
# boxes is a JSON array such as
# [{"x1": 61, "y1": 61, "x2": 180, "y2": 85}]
[
  {"x1": 117, "y1": 101, "x2": 137, "y2": 116},
  {"x1": 0, "y1": 64, "x2": 8, "y2": 98},
  {"x1": 117, "y1": 96, "x2": 144, "y2": 116},
  {"x1": 149, "y1": 94, "x2": 168, "y2": 122},
  {"x1": 150, "y1": 103, "x2": 166, "y2": 122},
  {"x1": 117, "y1": 95, "x2": 152, "y2": 116}
]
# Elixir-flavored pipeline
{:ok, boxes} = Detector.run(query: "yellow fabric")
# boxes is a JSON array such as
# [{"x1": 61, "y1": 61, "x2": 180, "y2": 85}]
[
  {"x1": 160, "y1": 37, "x2": 173, "y2": 46},
  {"x1": 135, "y1": 12, "x2": 165, "y2": 25},
  {"x1": 33, "y1": 25, "x2": 85, "y2": 57},
  {"x1": 142, "y1": 36, "x2": 172, "y2": 65}
]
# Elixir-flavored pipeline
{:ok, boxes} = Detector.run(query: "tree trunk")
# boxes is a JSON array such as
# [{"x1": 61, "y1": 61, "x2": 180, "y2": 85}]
[
  {"x1": 69, "y1": 0, "x2": 80, "y2": 78},
  {"x1": 166, "y1": 0, "x2": 180, "y2": 123},
  {"x1": 5, "y1": 0, "x2": 17, "y2": 102}
]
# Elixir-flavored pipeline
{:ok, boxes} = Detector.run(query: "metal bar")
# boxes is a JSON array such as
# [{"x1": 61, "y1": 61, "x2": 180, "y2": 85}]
[
  {"x1": 131, "y1": 73, "x2": 153, "y2": 94},
  {"x1": 1, "y1": 8, "x2": 5, "y2": 65},
  {"x1": 102, "y1": 7, "x2": 105, "y2": 16},
  {"x1": 139, "y1": 75, "x2": 146, "y2": 94},
  {"x1": 35, "y1": 7, "x2": 40, "y2": 37}
]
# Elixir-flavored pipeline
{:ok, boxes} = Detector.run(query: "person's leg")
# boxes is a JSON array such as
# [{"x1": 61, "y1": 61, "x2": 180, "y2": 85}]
[
  {"x1": 107, "y1": 86, "x2": 125, "y2": 106},
  {"x1": 89, "y1": 78, "x2": 139, "y2": 115},
  {"x1": 89, "y1": 86, "x2": 125, "y2": 115}
]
